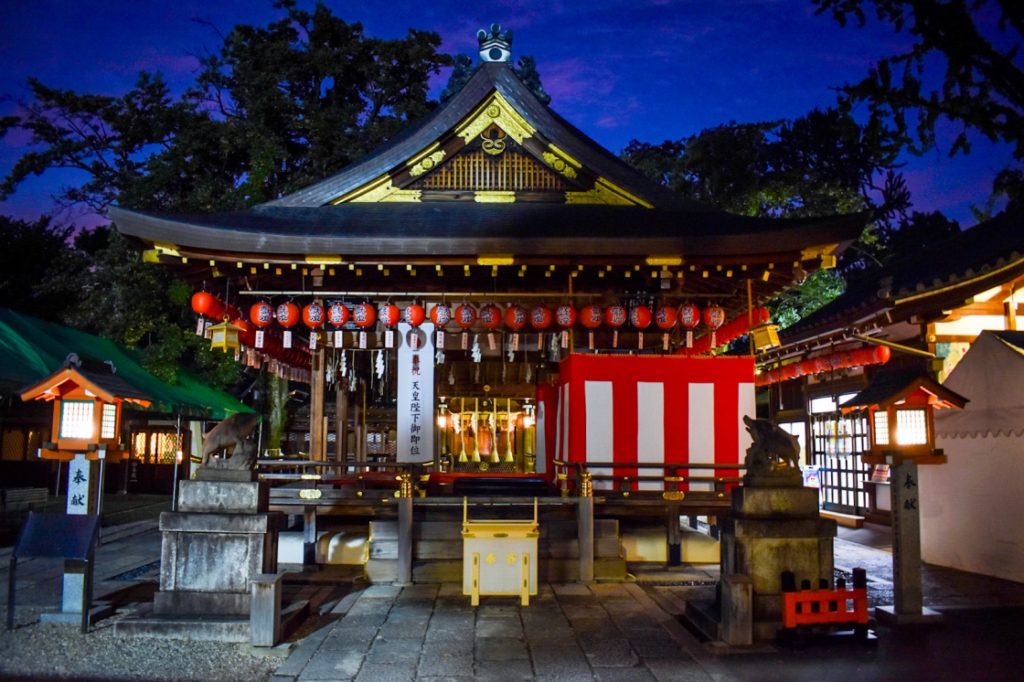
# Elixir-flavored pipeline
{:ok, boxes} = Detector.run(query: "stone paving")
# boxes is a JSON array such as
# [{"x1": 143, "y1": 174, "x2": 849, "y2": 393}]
[{"x1": 271, "y1": 581, "x2": 715, "y2": 682}]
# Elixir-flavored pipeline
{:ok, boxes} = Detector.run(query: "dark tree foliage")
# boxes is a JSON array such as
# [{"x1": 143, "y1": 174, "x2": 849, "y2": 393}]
[
  {"x1": 0, "y1": 2, "x2": 453, "y2": 385},
  {"x1": 621, "y1": 109, "x2": 904, "y2": 219},
  {"x1": 620, "y1": 108, "x2": 911, "y2": 327},
  {"x1": 0, "y1": 215, "x2": 73, "y2": 318},
  {"x1": 813, "y1": 0, "x2": 1024, "y2": 205},
  {"x1": 190, "y1": 0, "x2": 451, "y2": 201}
]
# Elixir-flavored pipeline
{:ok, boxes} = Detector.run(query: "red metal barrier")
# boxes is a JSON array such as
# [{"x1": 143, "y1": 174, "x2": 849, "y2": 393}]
[{"x1": 780, "y1": 568, "x2": 870, "y2": 639}]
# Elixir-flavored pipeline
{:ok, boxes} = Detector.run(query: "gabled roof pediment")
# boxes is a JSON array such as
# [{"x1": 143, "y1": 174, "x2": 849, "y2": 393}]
[{"x1": 267, "y1": 63, "x2": 671, "y2": 209}]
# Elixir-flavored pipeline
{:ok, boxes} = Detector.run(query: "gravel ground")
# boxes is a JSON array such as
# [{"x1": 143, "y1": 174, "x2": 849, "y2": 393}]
[{"x1": 0, "y1": 607, "x2": 283, "y2": 681}]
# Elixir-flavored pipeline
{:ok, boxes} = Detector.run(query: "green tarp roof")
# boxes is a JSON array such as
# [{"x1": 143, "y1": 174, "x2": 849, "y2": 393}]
[{"x1": 0, "y1": 308, "x2": 253, "y2": 420}]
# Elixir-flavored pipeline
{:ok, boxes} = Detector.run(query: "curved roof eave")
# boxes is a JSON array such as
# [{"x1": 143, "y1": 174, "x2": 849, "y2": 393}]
[{"x1": 110, "y1": 204, "x2": 866, "y2": 260}]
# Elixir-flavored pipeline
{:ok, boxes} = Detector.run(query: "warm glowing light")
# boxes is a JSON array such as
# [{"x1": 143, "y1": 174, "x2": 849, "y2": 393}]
[
  {"x1": 895, "y1": 409, "x2": 928, "y2": 445},
  {"x1": 60, "y1": 400, "x2": 94, "y2": 440},
  {"x1": 873, "y1": 411, "x2": 890, "y2": 446},
  {"x1": 973, "y1": 285, "x2": 1003, "y2": 303},
  {"x1": 645, "y1": 255, "x2": 682, "y2": 267}
]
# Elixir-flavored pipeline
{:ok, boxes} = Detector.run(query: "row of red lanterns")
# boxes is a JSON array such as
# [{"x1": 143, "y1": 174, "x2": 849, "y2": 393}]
[
  {"x1": 190, "y1": 292, "x2": 311, "y2": 367},
  {"x1": 755, "y1": 345, "x2": 892, "y2": 386},
  {"x1": 244, "y1": 300, "x2": 731, "y2": 333}
]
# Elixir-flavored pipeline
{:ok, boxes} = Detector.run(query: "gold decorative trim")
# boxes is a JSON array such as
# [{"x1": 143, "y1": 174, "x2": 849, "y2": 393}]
[
  {"x1": 474, "y1": 191, "x2": 517, "y2": 203},
  {"x1": 154, "y1": 242, "x2": 181, "y2": 257},
  {"x1": 456, "y1": 92, "x2": 536, "y2": 146},
  {"x1": 333, "y1": 176, "x2": 422, "y2": 203},
  {"x1": 408, "y1": 150, "x2": 446, "y2": 177},
  {"x1": 542, "y1": 151, "x2": 577, "y2": 179},
  {"x1": 298, "y1": 488, "x2": 323, "y2": 500},
  {"x1": 565, "y1": 178, "x2": 653, "y2": 207}
]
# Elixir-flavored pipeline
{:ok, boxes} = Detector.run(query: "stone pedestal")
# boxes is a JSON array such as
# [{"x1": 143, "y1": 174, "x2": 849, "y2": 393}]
[
  {"x1": 719, "y1": 484, "x2": 836, "y2": 641},
  {"x1": 153, "y1": 479, "x2": 282, "y2": 617}
]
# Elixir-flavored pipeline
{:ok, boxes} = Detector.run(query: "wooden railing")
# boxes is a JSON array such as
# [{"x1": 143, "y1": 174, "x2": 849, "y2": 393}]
[{"x1": 552, "y1": 459, "x2": 745, "y2": 499}]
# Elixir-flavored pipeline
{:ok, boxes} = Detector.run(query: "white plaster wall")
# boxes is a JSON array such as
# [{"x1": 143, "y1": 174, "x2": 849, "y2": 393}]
[{"x1": 919, "y1": 434, "x2": 1024, "y2": 584}]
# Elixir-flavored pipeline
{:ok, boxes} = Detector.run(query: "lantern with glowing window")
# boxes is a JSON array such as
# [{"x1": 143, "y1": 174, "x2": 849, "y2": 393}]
[
  {"x1": 20, "y1": 364, "x2": 152, "y2": 462},
  {"x1": 840, "y1": 371, "x2": 967, "y2": 466}
]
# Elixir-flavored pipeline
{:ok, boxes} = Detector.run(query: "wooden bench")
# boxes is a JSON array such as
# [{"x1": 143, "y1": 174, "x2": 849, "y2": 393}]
[{"x1": 1, "y1": 488, "x2": 48, "y2": 512}]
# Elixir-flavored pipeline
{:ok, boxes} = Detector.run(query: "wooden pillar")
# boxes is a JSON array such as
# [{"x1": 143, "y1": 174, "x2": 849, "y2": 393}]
[
  {"x1": 303, "y1": 506, "x2": 318, "y2": 565},
  {"x1": 310, "y1": 345, "x2": 326, "y2": 461},
  {"x1": 335, "y1": 378, "x2": 348, "y2": 464},
  {"x1": 577, "y1": 472, "x2": 594, "y2": 584},
  {"x1": 357, "y1": 380, "x2": 367, "y2": 465},
  {"x1": 1007, "y1": 282, "x2": 1018, "y2": 331},
  {"x1": 397, "y1": 474, "x2": 413, "y2": 585},
  {"x1": 667, "y1": 502, "x2": 681, "y2": 566}
]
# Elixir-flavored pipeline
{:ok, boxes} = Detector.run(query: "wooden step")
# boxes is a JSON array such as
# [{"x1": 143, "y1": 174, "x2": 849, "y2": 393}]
[{"x1": 820, "y1": 509, "x2": 865, "y2": 528}]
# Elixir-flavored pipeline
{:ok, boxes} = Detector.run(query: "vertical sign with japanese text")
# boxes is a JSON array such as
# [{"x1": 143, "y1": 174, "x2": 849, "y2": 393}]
[
  {"x1": 397, "y1": 322, "x2": 435, "y2": 463},
  {"x1": 66, "y1": 453, "x2": 91, "y2": 515}
]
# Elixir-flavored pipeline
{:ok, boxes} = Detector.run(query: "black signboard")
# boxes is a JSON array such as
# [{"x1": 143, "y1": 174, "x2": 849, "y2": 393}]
[{"x1": 7, "y1": 512, "x2": 100, "y2": 632}]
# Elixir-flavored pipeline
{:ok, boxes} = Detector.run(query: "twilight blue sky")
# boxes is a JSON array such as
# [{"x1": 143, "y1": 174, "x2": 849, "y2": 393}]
[{"x1": 0, "y1": 0, "x2": 1018, "y2": 228}]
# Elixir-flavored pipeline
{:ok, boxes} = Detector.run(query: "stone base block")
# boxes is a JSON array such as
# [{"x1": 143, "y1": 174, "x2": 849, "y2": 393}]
[
  {"x1": 176, "y1": 480, "x2": 267, "y2": 513},
  {"x1": 875, "y1": 605, "x2": 944, "y2": 626},
  {"x1": 153, "y1": 590, "x2": 250, "y2": 617},
  {"x1": 114, "y1": 614, "x2": 250, "y2": 642},
  {"x1": 731, "y1": 486, "x2": 820, "y2": 518},
  {"x1": 39, "y1": 603, "x2": 115, "y2": 626}
]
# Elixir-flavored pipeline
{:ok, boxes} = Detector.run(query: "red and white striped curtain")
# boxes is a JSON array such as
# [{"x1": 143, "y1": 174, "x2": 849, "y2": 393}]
[{"x1": 555, "y1": 354, "x2": 755, "y2": 490}]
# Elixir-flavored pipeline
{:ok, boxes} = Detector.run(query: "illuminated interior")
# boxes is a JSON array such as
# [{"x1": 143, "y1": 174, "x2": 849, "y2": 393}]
[{"x1": 436, "y1": 396, "x2": 536, "y2": 472}]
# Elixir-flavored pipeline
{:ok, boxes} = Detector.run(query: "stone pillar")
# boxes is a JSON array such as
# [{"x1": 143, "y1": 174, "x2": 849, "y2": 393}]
[
  {"x1": 719, "y1": 481, "x2": 836, "y2": 641},
  {"x1": 876, "y1": 459, "x2": 941, "y2": 624}
]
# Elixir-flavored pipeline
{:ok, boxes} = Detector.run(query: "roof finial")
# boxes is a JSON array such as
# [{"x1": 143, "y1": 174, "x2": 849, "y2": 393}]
[{"x1": 478, "y1": 23, "x2": 512, "y2": 63}]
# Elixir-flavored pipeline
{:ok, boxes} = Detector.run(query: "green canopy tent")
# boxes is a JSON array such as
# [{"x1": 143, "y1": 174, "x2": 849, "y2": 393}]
[{"x1": 0, "y1": 308, "x2": 253, "y2": 421}]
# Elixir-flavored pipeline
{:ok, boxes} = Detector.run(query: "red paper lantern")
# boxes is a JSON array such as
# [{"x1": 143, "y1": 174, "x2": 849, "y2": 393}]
[
  {"x1": 703, "y1": 305, "x2": 726, "y2": 330},
  {"x1": 302, "y1": 302, "x2": 325, "y2": 329},
  {"x1": 276, "y1": 302, "x2": 299, "y2": 328},
  {"x1": 327, "y1": 303, "x2": 349, "y2": 327},
  {"x1": 249, "y1": 302, "x2": 273, "y2": 328},
  {"x1": 454, "y1": 303, "x2": 477, "y2": 329},
  {"x1": 478, "y1": 304, "x2": 502, "y2": 330},
  {"x1": 352, "y1": 302, "x2": 376, "y2": 328},
  {"x1": 531, "y1": 305, "x2": 553, "y2": 330},
  {"x1": 430, "y1": 304, "x2": 451, "y2": 327},
  {"x1": 579, "y1": 305, "x2": 603, "y2": 329},
  {"x1": 630, "y1": 305, "x2": 652, "y2": 329},
  {"x1": 504, "y1": 304, "x2": 527, "y2": 331},
  {"x1": 191, "y1": 291, "x2": 217, "y2": 316},
  {"x1": 555, "y1": 304, "x2": 577, "y2": 328},
  {"x1": 678, "y1": 303, "x2": 700, "y2": 329},
  {"x1": 604, "y1": 305, "x2": 627, "y2": 328},
  {"x1": 654, "y1": 305, "x2": 677, "y2": 330},
  {"x1": 403, "y1": 303, "x2": 425, "y2": 327},
  {"x1": 379, "y1": 303, "x2": 400, "y2": 328}
]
